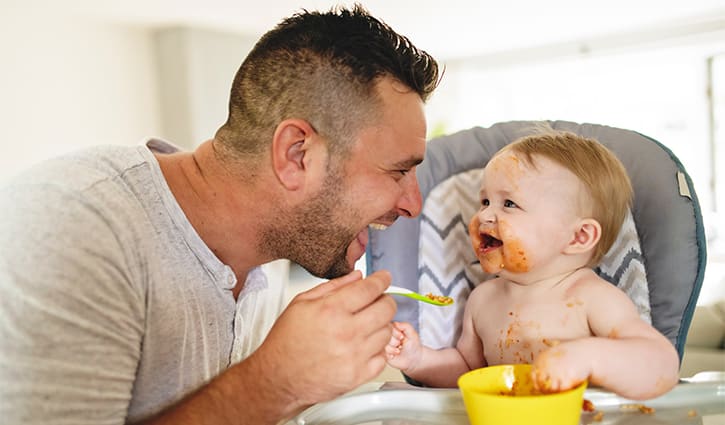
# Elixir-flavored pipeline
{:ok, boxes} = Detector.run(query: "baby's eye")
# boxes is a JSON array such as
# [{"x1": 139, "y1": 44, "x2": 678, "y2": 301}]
[
  {"x1": 503, "y1": 199, "x2": 518, "y2": 208},
  {"x1": 481, "y1": 198, "x2": 490, "y2": 207}
]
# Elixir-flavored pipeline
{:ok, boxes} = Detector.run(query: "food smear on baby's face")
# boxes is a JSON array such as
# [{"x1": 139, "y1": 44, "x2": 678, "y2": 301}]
[
  {"x1": 491, "y1": 152, "x2": 524, "y2": 189},
  {"x1": 495, "y1": 225, "x2": 528, "y2": 272},
  {"x1": 468, "y1": 216, "x2": 530, "y2": 274}
]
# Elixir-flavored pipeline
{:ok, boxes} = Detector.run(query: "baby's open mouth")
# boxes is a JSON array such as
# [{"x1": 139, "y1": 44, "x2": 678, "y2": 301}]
[{"x1": 482, "y1": 234, "x2": 503, "y2": 251}]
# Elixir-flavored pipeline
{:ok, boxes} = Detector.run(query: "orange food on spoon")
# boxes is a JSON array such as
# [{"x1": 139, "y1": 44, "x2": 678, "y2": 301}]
[{"x1": 425, "y1": 293, "x2": 454, "y2": 305}]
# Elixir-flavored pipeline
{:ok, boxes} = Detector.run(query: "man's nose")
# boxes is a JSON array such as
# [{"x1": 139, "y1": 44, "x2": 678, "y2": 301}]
[{"x1": 396, "y1": 172, "x2": 423, "y2": 218}]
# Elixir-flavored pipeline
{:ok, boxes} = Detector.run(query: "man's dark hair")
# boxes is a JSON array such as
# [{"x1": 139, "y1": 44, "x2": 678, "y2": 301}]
[{"x1": 215, "y1": 4, "x2": 440, "y2": 162}]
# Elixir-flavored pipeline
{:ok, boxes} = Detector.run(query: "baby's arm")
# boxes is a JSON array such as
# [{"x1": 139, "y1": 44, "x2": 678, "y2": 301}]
[
  {"x1": 385, "y1": 295, "x2": 486, "y2": 388},
  {"x1": 532, "y1": 281, "x2": 679, "y2": 400}
]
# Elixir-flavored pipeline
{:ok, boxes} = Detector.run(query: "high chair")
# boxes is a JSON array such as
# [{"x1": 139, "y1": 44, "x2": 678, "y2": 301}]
[{"x1": 366, "y1": 120, "x2": 707, "y2": 368}]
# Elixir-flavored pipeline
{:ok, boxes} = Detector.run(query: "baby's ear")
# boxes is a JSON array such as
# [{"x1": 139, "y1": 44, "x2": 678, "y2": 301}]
[{"x1": 565, "y1": 218, "x2": 601, "y2": 255}]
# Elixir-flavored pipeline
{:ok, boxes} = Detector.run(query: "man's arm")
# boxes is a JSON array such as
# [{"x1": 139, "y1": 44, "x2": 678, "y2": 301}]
[{"x1": 138, "y1": 270, "x2": 396, "y2": 424}]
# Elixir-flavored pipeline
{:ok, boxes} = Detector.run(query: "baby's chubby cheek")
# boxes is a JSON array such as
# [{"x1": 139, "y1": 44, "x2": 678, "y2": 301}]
[
  {"x1": 493, "y1": 222, "x2": 528, "y2": 273},
  {"x1": 502, "y1": 240, "x2": 529, "y2": 272}
]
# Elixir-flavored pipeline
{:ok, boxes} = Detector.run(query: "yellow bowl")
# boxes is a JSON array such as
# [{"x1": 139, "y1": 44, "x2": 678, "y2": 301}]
[{"x1": 458, "y1": 364, "x2": 587, "y2": 425}]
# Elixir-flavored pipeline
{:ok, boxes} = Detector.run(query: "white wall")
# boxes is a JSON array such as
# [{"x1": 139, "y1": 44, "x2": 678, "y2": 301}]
[
  {"x1": 154, "y1": 27, "x2": 257, "y2": 149},
  {"x1": 0, "y1": 10, "x2": 162, "y2": 183},
  {"x1": 1, "y1": 8, "x2": 722, "y2": 303},
  {"x1": 429, "y1": 44, "x2": 721, "y2": 208},
  {"x1": 0, "y1": 10, "x2": 260, "y2": 179}
]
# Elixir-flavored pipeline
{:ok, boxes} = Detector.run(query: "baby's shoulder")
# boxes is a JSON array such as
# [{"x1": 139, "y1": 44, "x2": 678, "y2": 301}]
[
  {"x1": 465, "y1": 278, "x2": 510, "y2": 318},
  {"x1": 473, "y1": 276, "x2": 504, "y2": 290},
  {"x1": 469, "y1": 277, "x2": 504, "y2": 300},
  {"x1": 568, "y1": 269, "x2": 629, "y2": 300}
]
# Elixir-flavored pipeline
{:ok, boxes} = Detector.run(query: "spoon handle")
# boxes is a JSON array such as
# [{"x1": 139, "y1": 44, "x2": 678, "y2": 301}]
[{"x1": 384, "y1": 285, "x2": 413, "y2": 295}]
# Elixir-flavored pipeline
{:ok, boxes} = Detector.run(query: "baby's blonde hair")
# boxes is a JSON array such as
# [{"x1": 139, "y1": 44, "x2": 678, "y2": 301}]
[{"x1": 496, "y1": 129, "x2": 633, "y2": 267}]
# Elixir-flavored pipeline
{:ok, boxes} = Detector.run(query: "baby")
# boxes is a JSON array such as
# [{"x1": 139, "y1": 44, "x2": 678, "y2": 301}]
[{"x1": 386, "y1": 130, "x2": 680, "y2": 400}]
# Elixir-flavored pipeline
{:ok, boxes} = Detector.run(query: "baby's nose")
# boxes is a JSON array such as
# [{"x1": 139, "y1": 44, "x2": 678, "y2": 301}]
[{"x1": 479, "y1": 208, "x2": 497, "y2": 224}]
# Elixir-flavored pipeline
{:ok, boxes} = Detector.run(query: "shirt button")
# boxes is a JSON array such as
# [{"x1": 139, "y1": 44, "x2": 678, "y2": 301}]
[{"x1": 227, "y1": 274, "x2": 235, "y2": 285}]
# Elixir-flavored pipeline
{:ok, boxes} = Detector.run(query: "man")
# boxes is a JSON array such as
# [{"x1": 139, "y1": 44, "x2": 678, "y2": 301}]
[{"x1": 0, "y1": 4, "x2": 439, "y2": 425}]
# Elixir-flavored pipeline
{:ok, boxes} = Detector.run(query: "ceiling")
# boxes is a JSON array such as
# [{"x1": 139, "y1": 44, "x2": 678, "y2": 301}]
[{"x1": 8, "y1": 0, "x2": 725, "y2": 60}]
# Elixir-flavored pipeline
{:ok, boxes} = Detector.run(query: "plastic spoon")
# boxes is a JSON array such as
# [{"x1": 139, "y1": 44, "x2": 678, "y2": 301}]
[{"x1": 384, "y1": 286, "x2": 454, "y2": 306}]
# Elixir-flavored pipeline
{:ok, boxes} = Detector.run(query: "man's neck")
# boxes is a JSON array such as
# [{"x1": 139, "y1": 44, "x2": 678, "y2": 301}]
[{"x1": 154, "y1": 140, "x2": 272, "y2": 292}]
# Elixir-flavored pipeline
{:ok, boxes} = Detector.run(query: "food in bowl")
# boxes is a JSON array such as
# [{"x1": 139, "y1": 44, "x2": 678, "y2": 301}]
[{"x1": 458, "y1": 364, "x2": 587, "y2": 425}]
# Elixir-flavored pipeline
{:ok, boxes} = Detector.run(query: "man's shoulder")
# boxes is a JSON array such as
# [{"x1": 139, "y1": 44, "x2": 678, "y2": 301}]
[
  {"x1": 4, "y1": 144, "x2": 148, "y2": 190},
  {"x1": 0, "y1": 143, "x2": 162, "y2": 240}
]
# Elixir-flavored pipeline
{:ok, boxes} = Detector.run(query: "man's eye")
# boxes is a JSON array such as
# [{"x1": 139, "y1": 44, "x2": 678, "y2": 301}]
[
  {"x1": 398, "y1": 170, "x2": 409, "y2": 176},
  {"x1": 504, "y1": 199, "x2": 518, "y2": 208}
]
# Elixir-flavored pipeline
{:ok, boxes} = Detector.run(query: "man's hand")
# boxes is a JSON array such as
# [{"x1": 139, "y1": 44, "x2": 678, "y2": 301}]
[{"x1": 252, "y1": 269, "x2": 396, "y2": 411}]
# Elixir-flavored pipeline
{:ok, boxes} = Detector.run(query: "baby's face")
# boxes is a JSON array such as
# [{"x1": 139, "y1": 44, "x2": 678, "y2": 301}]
[{"x1": 468, "y1": 151, "x2": 586, "y2": 275}]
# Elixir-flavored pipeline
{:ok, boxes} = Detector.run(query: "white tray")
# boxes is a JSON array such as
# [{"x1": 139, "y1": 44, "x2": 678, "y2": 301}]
[{"x1": 287, "y1": 381, "x2": 725, "y2": 425}]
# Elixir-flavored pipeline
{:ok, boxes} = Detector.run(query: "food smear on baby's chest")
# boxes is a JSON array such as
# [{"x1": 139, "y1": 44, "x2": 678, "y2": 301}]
[{"x1": 494, "y1": 312, "x2": 544, "y2": 363}]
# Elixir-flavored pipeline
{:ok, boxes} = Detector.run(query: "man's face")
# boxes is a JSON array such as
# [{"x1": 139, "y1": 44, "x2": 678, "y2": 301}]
[{"x1": 276, "y1": 77, "x2": 428, "y2": 278}]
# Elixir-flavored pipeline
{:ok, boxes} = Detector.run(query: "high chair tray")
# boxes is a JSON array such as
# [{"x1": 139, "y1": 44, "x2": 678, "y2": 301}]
[{"x1": 286, "y1": 380, "x2": 725, "y2": 425}]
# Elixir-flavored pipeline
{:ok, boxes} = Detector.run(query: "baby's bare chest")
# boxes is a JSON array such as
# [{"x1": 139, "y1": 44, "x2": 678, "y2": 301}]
[{"x1": 475, "y1": 298, "x2": 590, "y2": 365}]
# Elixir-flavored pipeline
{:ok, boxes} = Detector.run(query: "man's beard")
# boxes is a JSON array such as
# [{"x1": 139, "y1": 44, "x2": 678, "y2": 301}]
[{"x1": 260, "y1": 171, "x2": 361, "y2": 279}]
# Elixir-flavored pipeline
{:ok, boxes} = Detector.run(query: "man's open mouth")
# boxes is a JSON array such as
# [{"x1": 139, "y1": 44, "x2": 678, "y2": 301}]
[{"x1": 368, "y1": 213, "x2": 400, "y2": 231}]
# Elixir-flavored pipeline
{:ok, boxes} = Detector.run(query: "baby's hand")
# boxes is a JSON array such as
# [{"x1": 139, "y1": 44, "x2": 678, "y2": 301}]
[
  {"x1": 531, "y1": 342, "x2": 590, "y2": 393},
  {"x1": 385, "y1": 321, "x2": 422, "y2": 372}
]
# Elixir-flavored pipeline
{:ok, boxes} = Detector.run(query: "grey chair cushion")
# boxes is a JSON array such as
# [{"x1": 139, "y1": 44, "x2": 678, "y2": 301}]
[{"x1": 366, "y1": 120, "x2": 707, "y2": 360}]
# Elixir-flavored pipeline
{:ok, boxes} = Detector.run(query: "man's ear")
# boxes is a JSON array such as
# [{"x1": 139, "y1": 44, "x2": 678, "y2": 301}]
[
  {"x1": 565, "y1": 218, "x2": 601, "y2": 255},
  {"x1": 271, "y1": 119, "x2": 318, "y2": 191}
]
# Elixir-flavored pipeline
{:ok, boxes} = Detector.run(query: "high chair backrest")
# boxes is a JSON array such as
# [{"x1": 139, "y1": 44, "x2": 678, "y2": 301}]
[{"x1": 366, "y1": 120, "x2": 707, "y2": 361}]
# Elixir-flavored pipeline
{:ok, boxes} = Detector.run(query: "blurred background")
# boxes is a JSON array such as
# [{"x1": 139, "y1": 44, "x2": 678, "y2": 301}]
[{"x1": 2, "y1": 0, "x2": 724, "y2": 374}]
